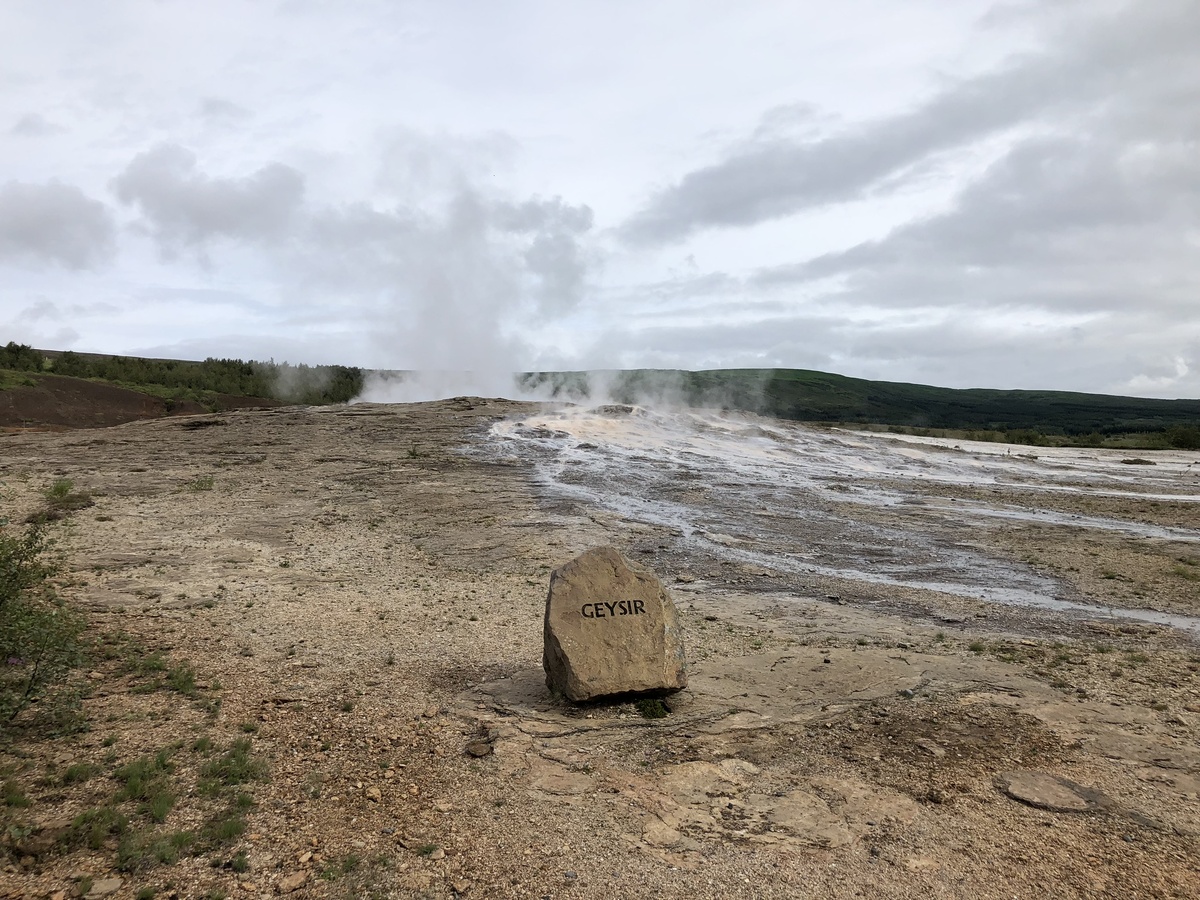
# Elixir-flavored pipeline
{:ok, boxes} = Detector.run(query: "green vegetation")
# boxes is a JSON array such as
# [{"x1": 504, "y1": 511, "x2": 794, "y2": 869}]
[
  {"x1": 2, "y1": 778, "x2": 30, "y2": 807},
  {"x1": 28, "y1": 478, "x2": 96, "y2": 523},
  {"x1": 199, "y1": 737, "x2": 267, "y2": 793},
  {"x1": 59, "y1": 735, "x2": 266, "y2": 874},
  {"x1": 62, "y1": 762, "x2": 100, "y2": 785},
  {"x1": 6, "y1": 339, "x2": 1198, "y2": 446},
  {"x1": 0, "y1": 524, "x2": 85, "y2": 724},
  {"x1": 520, "y1": 368, "x2": 1200, "y2": 449},
  {"x1": 635, "y1": 697, "x2": 670, "y2": 719},
  {"x1": 0, "y1": 341, "x2": 362, "y2": 406}
]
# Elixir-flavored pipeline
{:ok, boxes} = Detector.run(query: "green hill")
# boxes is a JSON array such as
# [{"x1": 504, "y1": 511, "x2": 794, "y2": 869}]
[
  {"x1": 3, "y1": 342, "x2": 1199, "y2": 448},
  {"x1": 519, "y1": 368, "x2": 1200, "y2": 448}
]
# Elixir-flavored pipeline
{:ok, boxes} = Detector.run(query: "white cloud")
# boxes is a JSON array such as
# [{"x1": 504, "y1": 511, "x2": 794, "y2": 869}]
[{"x1": 0, "y1": 0, "x2": 1195, "y2": 398}]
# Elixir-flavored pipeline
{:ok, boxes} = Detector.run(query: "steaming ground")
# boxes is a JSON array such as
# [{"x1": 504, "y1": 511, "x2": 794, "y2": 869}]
[
  {"x1": 2, "y1": 398, "x2": 1199, "y2": 899},
  {"x1": 485, "y1": 404, "x2": 1200, "y2": 635}
]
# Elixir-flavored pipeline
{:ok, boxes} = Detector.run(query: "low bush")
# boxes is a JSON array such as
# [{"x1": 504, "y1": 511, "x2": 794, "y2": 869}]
[{"x1": 0, "y1": 524, "x2": 85, "y2": 724}]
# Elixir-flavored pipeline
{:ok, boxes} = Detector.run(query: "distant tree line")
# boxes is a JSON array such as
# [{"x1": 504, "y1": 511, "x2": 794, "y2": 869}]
[{"x1": 0, "y1": 342, "x2": 363, "y2": 405}]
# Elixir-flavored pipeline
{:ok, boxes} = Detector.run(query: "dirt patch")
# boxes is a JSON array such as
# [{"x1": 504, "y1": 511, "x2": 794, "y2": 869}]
[{"x1": 0, "y1": 373, "x2": 282, "y2": 430}]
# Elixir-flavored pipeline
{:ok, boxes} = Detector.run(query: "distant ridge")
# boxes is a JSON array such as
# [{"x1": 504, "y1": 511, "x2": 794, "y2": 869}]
[
  {"x1": 520, "y1": 368, "x2": 1200, "y2": 437},
  {"x1": 2, "y1": 342, "x2": 1198, "y2": 445}
]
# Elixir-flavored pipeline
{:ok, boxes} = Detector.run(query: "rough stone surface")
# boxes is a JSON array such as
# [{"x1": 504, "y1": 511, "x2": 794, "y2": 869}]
[
  {"x1": 278, "y1": 871, "x2": 309, "y2": 894},
  {"x1": 998, "y1": 770, "x2": 1098, "y2": 812},
  {"x1": 543, "y1": 547, "x2": 687, "y2": 702},
  {"x1": 84, "y1": 879, "x2": 122, "y2": 899}
]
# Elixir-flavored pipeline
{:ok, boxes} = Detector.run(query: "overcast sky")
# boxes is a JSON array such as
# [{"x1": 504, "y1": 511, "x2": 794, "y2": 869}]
[{"x1": 1, "y1": 0, "x2": 1197, "y2": 398}]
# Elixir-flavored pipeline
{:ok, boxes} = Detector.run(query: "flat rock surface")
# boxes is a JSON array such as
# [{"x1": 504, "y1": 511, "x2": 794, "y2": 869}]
[
  {"x1": 1, "y1": 399, "x2": 1198, "y2": 899},
  {"x1": 998, "y1": 770, "x2": 1103, "y2": 812}
]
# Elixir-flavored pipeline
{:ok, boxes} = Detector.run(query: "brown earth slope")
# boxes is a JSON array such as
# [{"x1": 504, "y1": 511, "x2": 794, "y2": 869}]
[
  {"x1": 0, "y1": 373, "x2": 281, "y2": 430},
  {"x1": 0, "y1": 400, "x2": 1197, "y2": 900}
]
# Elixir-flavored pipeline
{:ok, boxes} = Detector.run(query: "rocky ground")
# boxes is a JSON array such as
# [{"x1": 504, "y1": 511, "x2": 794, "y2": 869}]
[{"x1": 1, "y1": 399, "x2": 1198, "y2": 899}]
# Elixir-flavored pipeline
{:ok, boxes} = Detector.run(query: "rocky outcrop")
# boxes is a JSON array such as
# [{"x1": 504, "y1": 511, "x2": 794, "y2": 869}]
[{"x1": 543, "y1": 547, "x2": 687, "y2": 702}]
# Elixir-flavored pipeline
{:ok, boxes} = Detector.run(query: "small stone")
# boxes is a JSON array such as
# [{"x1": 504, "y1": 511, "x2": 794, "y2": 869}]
[
  {"x1": 916, "y1": 739, "x2": 946, "y2": 758},
  {"x1": 465, "y1": 741, "x2": 493, "y2": 758},
  {"x1": 451, "y1": 879, "x2": 471, "y2": 894},
  {"x1": 1166, "y1": 712, "x2": 1190, "y2": 726},
  {"x1": 297, "y1": 851, "x2": 312, "y2": 865},
  {"x1": 278, "y1": 871, "x2": 308, "y2": 894},
  {"x1": 84, "y1": 878, "x2": 123, "y2": 899},
  {"x1": 365, "y1": 786, "x2": 382, "y2": 802},
  {"x1": 423, "y1": 705, "x2": 440, "y2": 718},
  {"x1": 429, "y1": 847, "x2": 445, "y2": 860}
]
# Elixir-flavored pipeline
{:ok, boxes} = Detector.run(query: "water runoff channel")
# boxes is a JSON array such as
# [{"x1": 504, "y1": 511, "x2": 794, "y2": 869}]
[{"x1": 481, "y1": 403, "x2": 1200, "y2": 639}]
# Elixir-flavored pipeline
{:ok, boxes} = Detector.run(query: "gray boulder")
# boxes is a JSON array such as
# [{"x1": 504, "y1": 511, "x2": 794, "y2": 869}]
[{"x1": 543, "y1": 547, "x2": 687, "y2": 702}]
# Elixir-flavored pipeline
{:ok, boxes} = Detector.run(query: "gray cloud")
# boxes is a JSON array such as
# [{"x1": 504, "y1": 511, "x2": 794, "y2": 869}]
[
  {"x1": 622, "y1": 0, "x2": 1200, "y2": 245},
  {"x1": 112, "y1": 144, "x2": 305, "y2": 252},
  {"x1": 0, "y1": 180, "x2": 116, "y2": 269},
  {"x1": 495, "y1": 197, "x2": 595, "y2": 313},
  {"x1": 197, "y1": 97, "x2": 251, "y2": 122},
  {"x1": 10, "y1": 113, "x2": 64, "y2": 137},
  {"x1": 755, "y1": 126, "x2": 1200, "y2": 314}
]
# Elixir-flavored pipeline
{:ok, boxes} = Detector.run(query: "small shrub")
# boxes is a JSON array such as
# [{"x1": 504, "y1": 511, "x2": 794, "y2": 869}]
[
  {"x1": 70, "y1": 805, "x2": 130, "y2": 850},
  {"x1": 146, "y1": 789, "x2": 176, "y2": 823},
  {"x1": 132, "y1": 651, "x2": 168, "y2": 675},
  {"x1": 202, "y1": 813, "x2": 246, "y2": 844},
  {"x1": 115, "y1": 749, "x2": 175, "y2": 802},
  {"x1": 1171, "y1": 565, "x2": 1200, "y2": 582},
  {"x1": 634, "y1": 698, "x2": 669, "y2": 719},
  {"x1": 187, "y1": 476, "x2": 215, "y2": 492},
  {"x1": 29, "y1": 479, "x2": 95, "y2": 522},
  {"x1": 1166, "y1": 425, "x2": 1200, "y2": 450},
  {"x1": 166, "y1": 662, "x2": 198, "y2": 697},
  {"x1": 2, "y1": 778, "x2": 29, "y2": 807},
  {"x1": 200, "y1": 738, "x2": 266, "y2": 793},
  {"x1": 63, "y1": 762, "x2": 100, "y2": 785},
  {"x1": 46, "y1": 478, "x2": 73, "y2": 500},
  {"x1": 0, "y1": 524, "x2": 85, "y2": 722},
  {"x1": 117, "y1": 827, "x2": 196, "y2": 872}
]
